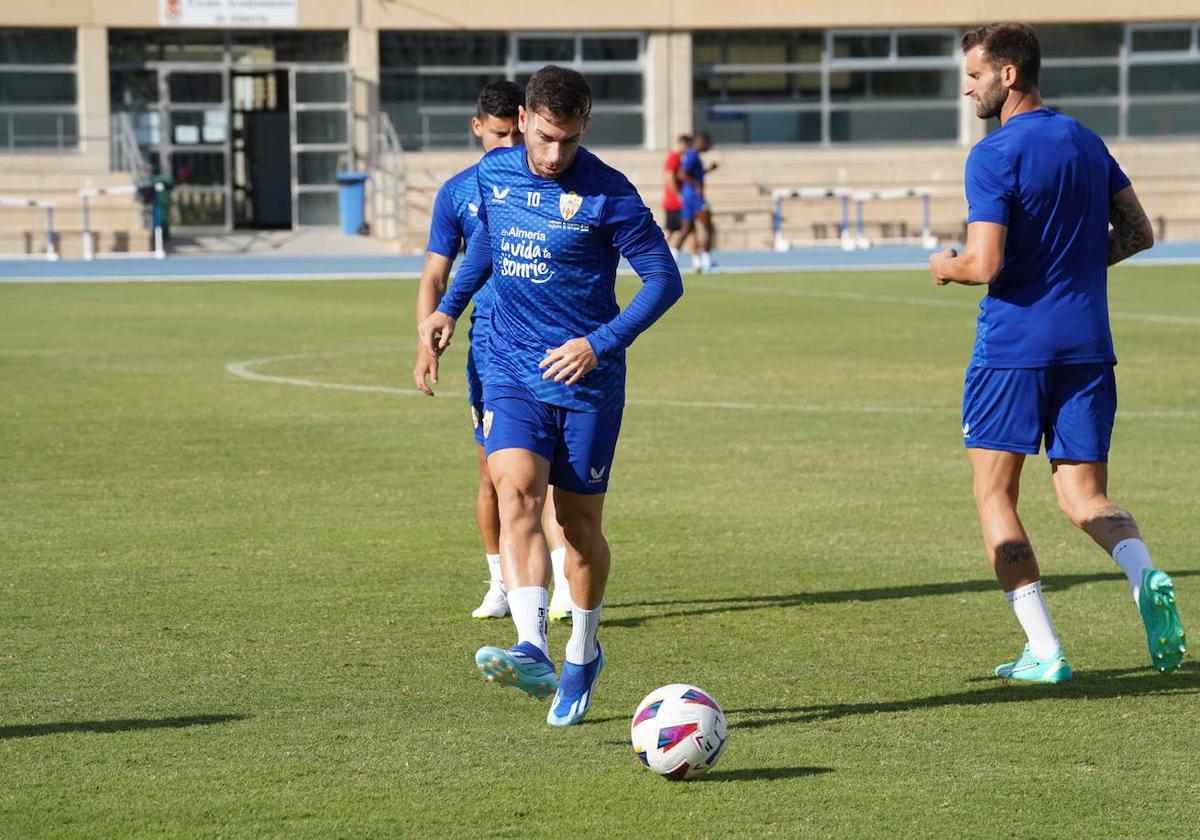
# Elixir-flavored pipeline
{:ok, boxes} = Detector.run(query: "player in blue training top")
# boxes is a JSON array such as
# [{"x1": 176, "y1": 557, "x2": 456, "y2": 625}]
[
  {"x1": 412, "y1": 80, "x2": 571, "y2": 623},
  {"x1": 676, "y1": 132, "x2": 718, "y2": 274},
  {"x1": 419, "y1": 65, "x2": 683, "y2": 726},
  {"x1": 930, "y1": 23, "x2": 1182, "y2": 683}
]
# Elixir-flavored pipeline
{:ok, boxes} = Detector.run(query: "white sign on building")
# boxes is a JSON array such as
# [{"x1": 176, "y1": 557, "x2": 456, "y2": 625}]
[{"x1": 159, "y1": 0, "x2": 299, "y2": 28}]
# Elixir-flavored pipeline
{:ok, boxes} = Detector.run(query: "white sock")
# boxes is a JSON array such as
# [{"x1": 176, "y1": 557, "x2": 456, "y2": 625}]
[
  {"x1": 564, "y1": 600, "x2": 603, "y2": 664},
  {"x1": 1112, "y1": 538, "x2": 1153, "y2": 603},
  {"x1": 668, "y1": 246, "x2": 679, "y2": 261},
  {"x1": 506, "y1": 587, "x2": 548, "y2": 655},
  {"x1": 1006, "y1": 581, "x2": 1061, "y2": 659},
  {"x1": 485, "y1": 553, "x2": 503, "y2": 590},
  {"x1": 700, "y1": 251, "x2": 712, "y2": 269},
  {"x1": 691, "y1": 253, "x2": 702, "y2": 269},
  {"x1": 550, "y1": 547, "x2": 568, "y2": 595}
]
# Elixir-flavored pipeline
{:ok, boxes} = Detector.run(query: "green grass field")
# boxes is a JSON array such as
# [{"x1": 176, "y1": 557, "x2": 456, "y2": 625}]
[{"x1": 3, "y1": 267, "x2": 1199, "y2": 837}]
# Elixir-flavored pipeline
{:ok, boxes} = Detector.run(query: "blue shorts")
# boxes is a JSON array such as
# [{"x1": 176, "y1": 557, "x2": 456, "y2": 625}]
[
  {"x1": 961, "y1": 363, "x2": 1117, "y2": 461},
  {"x1": 483, "y1": 386, "x2": 623, "y2": 495},
  {"x1": 681, "y1": 191, "x2": 707, "y2": 222}
]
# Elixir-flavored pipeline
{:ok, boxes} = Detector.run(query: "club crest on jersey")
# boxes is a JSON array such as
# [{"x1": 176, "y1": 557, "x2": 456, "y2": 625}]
[
  {"x1": 483, "y1": 410, "x2": 494, "y2": 439},
  {"x1": 559, "y1": 191, "x2": 583, "y2": 221}
]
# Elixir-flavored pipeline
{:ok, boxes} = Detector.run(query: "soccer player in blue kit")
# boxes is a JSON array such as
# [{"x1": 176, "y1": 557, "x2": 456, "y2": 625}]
[
  {"x1": 419, "y1": 66, "x2": 683, "y2": 725},
  {"x1": 412, "y1": 81, "x2": 572, "y2": 622},
  {"x1": 930, "y1": 23, "x2": 1185, "y2": 683},
  {"x1": 677, "y1": 132, "x2": 717, "y2": 274}
]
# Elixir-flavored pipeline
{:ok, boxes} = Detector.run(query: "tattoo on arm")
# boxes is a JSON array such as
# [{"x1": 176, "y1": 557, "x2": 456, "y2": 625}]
[
  {"x1": 1092, "y1": 503, "x2": 1139, "y2": 537},
  {"x1": 1108, "y1": 197, "x2": 1152, "y2": 266},
  {"x1": 995, "y1": 541, "x2": 1035, "y2": 566}
]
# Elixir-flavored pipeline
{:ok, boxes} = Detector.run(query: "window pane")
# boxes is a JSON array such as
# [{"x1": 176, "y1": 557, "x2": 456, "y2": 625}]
[
  {"x1": 1050, "y1": 104, "x2": 1118, "y2": 136},
  {"x1": 1130, "y1": 63, "x2": 1200, "y2": 95},
  {"x1": 590, "y1": 74, "x2": 643, "y2": 104},
  {"x1": 582, "y1": 38, "x2": 638, "y2": 62},
  {"x1": 171, "y1": 110, "x2": 226, "y2": 145},
  {"x1": 380, "y1": 33, "x2": 507, "y2": 68},
  {"x1": 168, "y1": 73, "x2": 223, "y2": 104},
  {"x1": 296, "y1": 72, "x2": 347, "y2": 104},
  {"x1": 172, "y1": 152, "x2": 225, "y2": 186},
  {"x1": 1132, "y1": 28, "x2": 1193, "y2": 53},
  {"x1": 0, "y1": 110, "x2": 77, "y2": 148},
  {"x1": 130, "y1": 110, "x2": 162, "y2": 147},
  {"x1": 110, "y1": 31, "x2": 225, "y2": 63},
  {"x1": 1037, "y1": 24, "x2": 1122, "y2": 59},
  {"x1": 1128, "y1": 102, "x2": 1200, "y2": 136},
  {"x1": 298, "y1": 191, "x2": 339, "y2": 225},
  {"x1": 297, "y1": 110, "x2": 347, "y2": 144},
  {"x1": 0, "y1": 71, "x2": 75, "y2": 104},
  {"x1": 380, "y1": 73, "x2": 419, "y2": 104},
  {"x1": 421, "y1": 73, "x2": 495, "y2": 104},
  {"x1": 1041, "y1": 65, "x2": 1120, "y2": 97},
  {"x1": 582, "y1": 111, "x2": 643, "y2": 146},
  {"x1": 694, "y1": 106, "x2": 821, "y2": 144},
  {"x1": 833, "y1": 34, "x2": 890, "y2": 60},
  {"x1": 728, "y1": 32, "x2": 792, "y2": 64},
  {"x1": 421, "y1": 112, "x2": 475, "y2": 148},
  {"x1": 0, "y1": 28, "x2": 75, "y2": 64},
  {"x1": 111, "y1": 70, "x2": 158, "y2": 109},
  {"x1": 897, "y1": 33, "x2": 955, "y2": 57},
  {"x1": 174, "y1": 189, "x2": 226, "y2": 226},
  {"x1": 830, "y1": 107, "x2": 956, "y2": 142},
  {"x1": 517, "y1": 37, "x2": 574, "y2": 63},
  {"x1": 298, "y1": 151, "x2": 344, "y2": 184},
  {"x1": 271, "y1": 32, "x2": 347, "y2": 63},
  {"x1": 692, "y1": 33, "x2": 723, "y2": 65},
  {"x1": 830, "y1": 69, "x2": 955, "y2": 102}
]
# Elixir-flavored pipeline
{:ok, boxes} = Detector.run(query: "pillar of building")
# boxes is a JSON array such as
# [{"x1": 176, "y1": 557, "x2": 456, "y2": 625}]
[
  {"x1": 349, "y1": 23, "x2": 379, "y2": 172},
  {"x1": 645, "y1": 30, "x2": 692, "y2": 150},
  {"x1": 77, "y1": 25, "x2": 111, "y2": 167}
]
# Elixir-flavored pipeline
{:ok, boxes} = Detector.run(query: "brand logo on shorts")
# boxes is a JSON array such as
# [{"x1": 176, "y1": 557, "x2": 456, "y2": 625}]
[
  {"x1": 559, "y1": 191, "x2": 583, "y2": 221},
  {"x1": 483, "y1": 410, "x2": 494, "y2": 439},
  {"x1": 471, "y1": 405, "x2": 481, "y2": 430},
  {"x1": 962, "y1": 422, "x2": 971, "y2": 438},
  {"x1": 589, "y1": 465, "x2": 607, "y2": 483},
  {"x1": 492, "y1": 186, "x2": 510, "y2": 203}
]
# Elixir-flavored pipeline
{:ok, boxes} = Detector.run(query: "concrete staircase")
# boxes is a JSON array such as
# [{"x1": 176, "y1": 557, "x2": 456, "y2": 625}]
[
  {"x1": 0, "y1": 155, "x2": 147, "y2": 259},
  {"x1": 389, "y1": 140, "x2": 1200, "y2": 254}
]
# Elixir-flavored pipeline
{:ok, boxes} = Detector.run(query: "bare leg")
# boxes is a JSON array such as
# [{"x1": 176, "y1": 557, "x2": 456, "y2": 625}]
[
  {"x1": 969, "y1": 448, "x2": 1039, "y2": 591},
  {"x1": 487, "y1": 448, "x2": 551, "y2": 591},
  {"x1": 1051, "y1": 460, "x2": 1141, "y2": 553},
  {"x1": 553, "y1": 487, "x2": 609, "y2": 610},
  {"x1": 474, "y1": 444, "x2": 500, "y2": 555}
]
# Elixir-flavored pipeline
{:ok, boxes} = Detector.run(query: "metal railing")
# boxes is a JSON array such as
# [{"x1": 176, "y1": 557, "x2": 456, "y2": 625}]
[
  {"x1": 370, "y1": 112, "x2": 407, "y2": 242},
  {"x1": 110, "y1": 113, "x2": 152, "y2": 188},
  {"x1": 0, "y1": 197, "x2": 58, "y2": 260}
]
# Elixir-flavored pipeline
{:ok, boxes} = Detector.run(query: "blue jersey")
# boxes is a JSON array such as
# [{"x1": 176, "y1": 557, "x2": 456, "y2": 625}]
[
  {"x1": 426, "y1": 163, "x2": 494, "y2": 323},
  {"x1": 680, "y1": 148, "x2": 704, "y2": 197},
  {"x1": 437, "y1": 145, "x2": 683, "y2": 412},
  {"x1": 965, "y1": 109, "x2": 1130, "y2": 368}
]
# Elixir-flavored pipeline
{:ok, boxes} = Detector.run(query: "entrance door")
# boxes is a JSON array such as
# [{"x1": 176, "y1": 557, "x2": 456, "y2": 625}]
[{"x1": 231, "y1": 70, "x2": 292, "y2": 228}]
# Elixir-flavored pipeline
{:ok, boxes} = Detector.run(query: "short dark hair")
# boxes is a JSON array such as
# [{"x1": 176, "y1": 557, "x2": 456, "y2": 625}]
[
  {"x1": 694, "y1": 132, "x2": 711, "y2": 144},
  {"x1": 524, "y1": 65, "x2": 592, "y2": 121},
  {"x1": 476, "y1": 80, "x2": 524, "y2": 119},
  {"x1": 961, "y1": 22, "x2": 1041, "y2": 87},
  {"x1": 677, "y1": 134, "x2": 693, "y2": 145}
]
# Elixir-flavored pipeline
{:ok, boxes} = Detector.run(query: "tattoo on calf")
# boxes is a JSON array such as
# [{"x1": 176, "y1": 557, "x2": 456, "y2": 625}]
[
  {"x1": 1093, "y1": 504, "x2": 1138, "y2": 535},
  {"x1": 996, "y1": 541, "x2": 1035, "y2": 566}
]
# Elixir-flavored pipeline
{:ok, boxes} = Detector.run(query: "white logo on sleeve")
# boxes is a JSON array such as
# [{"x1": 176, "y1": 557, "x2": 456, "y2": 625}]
[
  {"x1": 468, "y1": 202, "x2": 479, "y2": 216},
  {"x1": 589, "y1": 466, "x2": 607, "y2": 483},
  {"x1": 492, "y1": 186, "x2": 510, "y2": 202}
]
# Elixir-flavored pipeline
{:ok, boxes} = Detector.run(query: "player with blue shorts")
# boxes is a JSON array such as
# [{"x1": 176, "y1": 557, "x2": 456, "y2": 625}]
[
  {"x1": 419, "y1": 65, "x2": 683, "y2": 725},
  {"x1": 677, "y1": 133, "x2": 717, "y2": 273},
  {"x1": 931, "y1": 23, "x2": 1183, "y2": 682},
  {"x1": 413, "y1": 81, "x2": 571, "y2": 623}
]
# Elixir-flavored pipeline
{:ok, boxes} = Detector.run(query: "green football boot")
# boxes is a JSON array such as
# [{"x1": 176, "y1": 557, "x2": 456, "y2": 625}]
[
  {"x1": 1138, "y1": 568, "x2": 1186, "y2": 674},
  {"x1": 995, "y1": 644, "x2": 1073, "y2": 683}
]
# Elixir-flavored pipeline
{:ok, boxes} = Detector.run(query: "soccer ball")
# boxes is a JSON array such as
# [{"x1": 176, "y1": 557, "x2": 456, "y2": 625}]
[{"x1": 630, "y1": 684, "x2": 727, "y2": 780}]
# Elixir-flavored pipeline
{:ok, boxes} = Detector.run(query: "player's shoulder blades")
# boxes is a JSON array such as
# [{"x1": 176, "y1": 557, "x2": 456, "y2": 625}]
[
  {"x1": 574, "y1": 147, "x2": 638, "y2": 195},
  {"x1": 478, "y1": 144, "x2": 524, "y2": 176}
]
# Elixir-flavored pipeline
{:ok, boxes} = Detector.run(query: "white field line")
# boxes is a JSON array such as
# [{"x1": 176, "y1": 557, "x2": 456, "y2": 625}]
[{"x1": 225, "y1": 349, "x2": 1199, "y2": 420}]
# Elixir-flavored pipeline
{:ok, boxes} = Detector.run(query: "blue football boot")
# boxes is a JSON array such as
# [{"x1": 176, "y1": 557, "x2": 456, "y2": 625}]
[
  {"x1": 475, "y1": 642, "x2": 557, "y2": 700},
  {"x1": 546, "y1": 643, "x2": 605, "y2": 726}
]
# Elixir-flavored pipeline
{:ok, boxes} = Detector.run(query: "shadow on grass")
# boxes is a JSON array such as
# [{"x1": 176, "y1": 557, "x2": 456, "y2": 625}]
[
  {"x1": 695, "y1": 765, "x2": 834, "y2": 783},
  {"x1": 605, "y1": 570, "x2": 1200, "y2": 629},
  {"x1": 0, "y1": 714, "x2": 247, "y2": 740},
  {"x1": 728, "y1": 666, "x2": 1200, "y2": 729}
]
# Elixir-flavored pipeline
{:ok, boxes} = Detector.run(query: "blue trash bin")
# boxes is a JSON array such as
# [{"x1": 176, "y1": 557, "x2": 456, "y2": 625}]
[{"x1": 336, "y1": 171, "x2": 370, "y2": 235}]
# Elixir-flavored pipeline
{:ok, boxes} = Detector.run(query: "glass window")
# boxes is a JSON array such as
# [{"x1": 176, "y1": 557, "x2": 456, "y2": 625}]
[
  {"x1": 270, "y1": 32, "x2": 347, "y2": 63},
  {"x1": 830, "y1": 69, "x2": 955, "y2": 102},
  {"x1": 590, "y1": 74, "x2": 643, "y2": 104},
  {"x1": 0, "y1": 71, "x2": 75, "y2": 104},
  {"x1": 421, "y1": 73, "x2": 496, "y2": 103},
  {"x1": 0, "y1": 28, "x2": 75, "y2": 64},
  {"x1": 171, "y1": 152, "x2": 225, "y2": 186},
  {"x1": 1041, "y1": 66, "x2": 1120, "y2": 98},
  {"x1": 582, "y1": 38, "x2": 639, "y2": 62},
  {"x1": 1130, "y1": 63, "x2": 1200, "y2": 95},
  {"x1": 694, "y1": 107, "x2": 821, "y2": 145},
  {"x1": 168, "y1": 73, "x2": 223, "y2": 104},
  {"x1": 1051, "y1": 104, "x2": 1119, "y2": 137},
  {"x1": 832, "y1": 33, "x2": 890, "y2": 60},
  {"x1": 0, "y1": 111, "x2": 77, "y2": 149},
  {"x1": 109, "y1": 30, "x2": 224, "y2": 63},
  {"x1": 111, "y1": 70, "x2": 159, "y2": 109},
  {"x1": 1128, "y1": 102, "x2": 1200, "y2": 136},
  {"x1": 516, "y1": 37, "x2": 574, "y2": 63},
  {"x1": 298, "y1": 191, "x2": 340, "y2": 225},
  {"x1": 297, "y1": 151, "x2": 344, "y2": 185},
  {"x1": 1038, "y1": 25, "x2": 1123, "y2": 59},
  {"x1": 830, "y1": 107, "x2": 956, "y2": 142},
  {"x1": 296, "y1": 72, "x2": 347, "y2": 104},
  {"x1": 171, "y1": 110, "x2": 227, "y2": 145},
  {"x1": 897, "y1": 33, "x2": 955, "y2": 57},
  {"x1": 1131, "y1": 27, "x2": 1194, "y2": 53},
  {"x1": 581, "y1": 111, "x2": 643, "y2": 147},
  {"x1": 297, "y1": 111, "x2": 347, "y2": 144}
]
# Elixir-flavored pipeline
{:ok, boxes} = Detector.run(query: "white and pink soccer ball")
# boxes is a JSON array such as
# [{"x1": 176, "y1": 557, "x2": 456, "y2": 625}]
[{"x1": 630, "y1": 683, "x2": 727, "y2": 780}]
